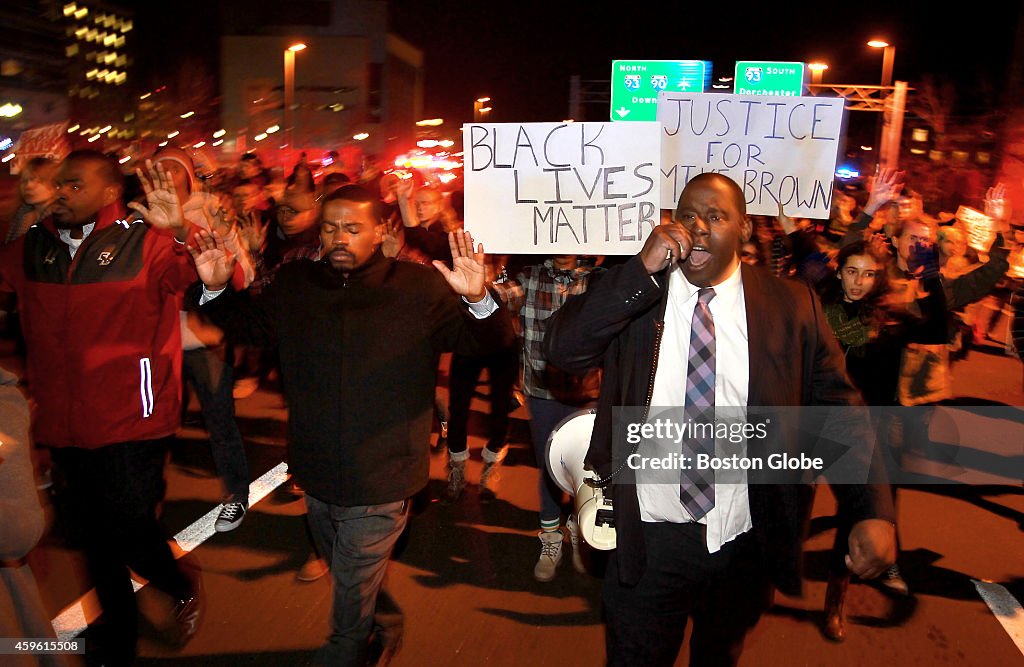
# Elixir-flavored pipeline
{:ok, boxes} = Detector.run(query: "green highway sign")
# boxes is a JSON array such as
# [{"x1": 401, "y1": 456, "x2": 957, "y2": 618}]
[
  {"x1": 734, "y1": 61, "x2": 805, "y2": 96},
  {"x1": 610, "y1": 60, "x2": 708, "y2": 122}
]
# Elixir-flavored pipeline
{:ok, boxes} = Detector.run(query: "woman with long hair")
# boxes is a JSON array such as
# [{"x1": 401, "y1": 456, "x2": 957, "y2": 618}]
[{"x1": 818, "y1": 238, "x2": 946, "y2": 641}]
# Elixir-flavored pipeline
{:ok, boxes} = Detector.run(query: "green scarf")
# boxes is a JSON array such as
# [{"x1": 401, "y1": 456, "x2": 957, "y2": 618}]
[{"x1": 824, "y1": 302, "x2": 871, "y2": 349}]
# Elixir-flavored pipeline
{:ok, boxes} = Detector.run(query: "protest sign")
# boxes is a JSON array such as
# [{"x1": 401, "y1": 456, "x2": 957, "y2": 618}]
[
  {"x1": 658, "y1": 92, "x2": 844, "y2": 217},
  {"x1": 956, "y1": 206, "x2": 996, "y2": 252},
  {"x1": 463, "y1": 122, "x2": 661, "y2": 254},
  {"x1": 11, "y1": 122, "x2": 70, "y2": 175}
]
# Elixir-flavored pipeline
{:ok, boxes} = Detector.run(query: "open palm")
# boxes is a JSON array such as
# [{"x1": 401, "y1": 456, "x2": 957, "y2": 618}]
[
  {"x1": 128, "y1": 160, "x2": 185, "y2": 233},
  {"x1": 187, "y1": 230, "x2": 236, "y2": 289},
  {"x1": 433, "y1": 231, "x2": 486, "y2": 299}
]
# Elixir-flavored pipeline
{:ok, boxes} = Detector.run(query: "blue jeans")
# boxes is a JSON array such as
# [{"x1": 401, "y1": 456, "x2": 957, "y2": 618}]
[
  {"x1": 182, "y1": 346, "x2": 250, "y2": 500},
  {"x1": 527, "y1": 396, "x2": 586, "y2": 525},
  {"x1": 305, "y1": 495, "x2": 409, "y2": 667}
]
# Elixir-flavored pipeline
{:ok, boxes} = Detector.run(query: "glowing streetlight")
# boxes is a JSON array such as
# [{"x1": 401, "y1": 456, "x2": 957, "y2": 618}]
[
  {"x1": 473, "y1": 97, "x2": 492, "y2": 122},
  {"x1": 808, "y1": 62, "x2": 828, "y2": 85},
  {"x1": 867, "y1": 39, "x2": 895, "y2": 87}
]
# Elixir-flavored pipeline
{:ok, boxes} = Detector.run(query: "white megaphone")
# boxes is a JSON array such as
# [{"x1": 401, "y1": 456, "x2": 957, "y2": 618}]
[{"x1": 545, "y1": 409, "x2": 616, "y2": 550}]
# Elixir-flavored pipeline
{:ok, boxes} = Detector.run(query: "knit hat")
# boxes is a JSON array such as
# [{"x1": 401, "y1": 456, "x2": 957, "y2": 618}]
[{"x1": 153, "y1": 145, "x2": 196, "y2": 194}]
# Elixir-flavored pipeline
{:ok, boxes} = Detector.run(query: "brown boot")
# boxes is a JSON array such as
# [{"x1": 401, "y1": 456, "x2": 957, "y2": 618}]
[{"x1": 823, "y1": 572, "x2": 850, "y2": 642}]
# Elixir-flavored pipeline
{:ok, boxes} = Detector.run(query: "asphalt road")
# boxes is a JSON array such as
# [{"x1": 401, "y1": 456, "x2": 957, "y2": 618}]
[{"x1": 11, "y1": 341, "x2": 1024, "y2": 666}]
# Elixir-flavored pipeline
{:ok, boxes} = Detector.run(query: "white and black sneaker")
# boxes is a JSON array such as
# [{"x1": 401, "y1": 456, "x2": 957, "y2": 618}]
[{"x1": 214, "y1": 501, "x2": 247, "y2": 532}]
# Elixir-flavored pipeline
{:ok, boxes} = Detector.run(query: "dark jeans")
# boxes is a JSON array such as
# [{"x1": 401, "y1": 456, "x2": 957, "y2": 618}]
[
  {"x1": 182, "y1": 346, "x2": 250, "y2": 500},
  {"x1": 603, "y1": 522, "x2": 772, "y2": 667},
  {"x1": 50, "y1": 438, "x2": 192, "y2": 666},
  {"x1": 305, "y1": 494, "x2": 409, "y2": 667},
  {"x1": 446, "y1": 349, "x2": 518, "y2": 456},
  {"x1": 527, "y1": 396, "x2": 584, "y2": 524}
]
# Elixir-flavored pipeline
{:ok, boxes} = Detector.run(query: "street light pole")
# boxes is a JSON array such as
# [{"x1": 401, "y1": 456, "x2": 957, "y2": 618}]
[
  {"x1": 868, "y1": 39, "x2": 899, "y2": 171},
  {"x1": 868, "y1": 39, "x2": 896, "y2": 87},
  {"x1": 284, "y1": 42, "x2": 306, "y2": 160}
]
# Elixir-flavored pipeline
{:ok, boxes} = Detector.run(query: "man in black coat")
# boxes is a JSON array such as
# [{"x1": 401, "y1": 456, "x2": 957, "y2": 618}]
[
  {"x1": 190, "y1": 185, "x2": 513, "y2": 667},
  {"x1": 545, "y1": 173, "x2": 896, "y2": 666}
]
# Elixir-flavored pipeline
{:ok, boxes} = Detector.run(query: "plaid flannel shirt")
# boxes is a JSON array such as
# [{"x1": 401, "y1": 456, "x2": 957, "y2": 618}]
[{"x1": 491, "y1": 260, "x2": 601, "y2": 403}]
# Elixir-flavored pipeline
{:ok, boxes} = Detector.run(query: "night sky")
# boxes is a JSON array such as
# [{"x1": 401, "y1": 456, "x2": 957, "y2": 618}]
[
  {"x1": 390, "y1": 1, "x2": 1021, "y2": 123},
  {"x1": 131, "y1": 1, "x2": 1021, "y2": 126}
]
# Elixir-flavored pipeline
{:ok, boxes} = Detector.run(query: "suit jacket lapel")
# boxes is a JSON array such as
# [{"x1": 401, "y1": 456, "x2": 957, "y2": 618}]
[{"x1": 742, "y1": 264, "x2": 771, "y2": 407}]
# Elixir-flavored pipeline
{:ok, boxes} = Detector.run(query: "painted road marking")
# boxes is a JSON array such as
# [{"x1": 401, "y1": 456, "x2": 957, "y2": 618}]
[
  {"x1": 974, "y1": 580, "x2": 1024, "y2": 656},
  {"x1": 51, "y1": 462, "x2": 289, "y2": 641}
]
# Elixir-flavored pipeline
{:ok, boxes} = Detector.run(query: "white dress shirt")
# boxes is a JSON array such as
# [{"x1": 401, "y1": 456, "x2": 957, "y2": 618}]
[{"x1": 637, "y1": 261, "x2": 753, "y2": 553}]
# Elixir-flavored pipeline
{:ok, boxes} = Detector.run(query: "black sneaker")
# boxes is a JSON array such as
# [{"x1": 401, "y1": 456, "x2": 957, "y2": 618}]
[{"x1": 214, "y1": 501, "x2": 247, "y2": 532}]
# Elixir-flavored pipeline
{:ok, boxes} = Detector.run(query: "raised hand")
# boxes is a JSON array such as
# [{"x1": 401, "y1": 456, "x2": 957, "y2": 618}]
[
  {"x1": 864, "y1": 167, "x2": 905, "y2": 216},
  {"x1": 236, "y1": 210, "x2": 268, "y2": 252},
  {"x1": 129, "y1": 160, "x2": 187, "y2": 239},
  {"x1": 396, "y1": 176, "x2": 414, "y2": 200},
  {"x1": 984, "y1": 182, "x2": 1010, "y2": 224},
  {"x1": 381, "y1": 220, "x2": 402, "y2": 258},
  {"x1": 433, "y1": 231, "x2": 486, "y2": 301},
  {"x1": 187, "y1": 229, "x2": 236, "y2": 291}
]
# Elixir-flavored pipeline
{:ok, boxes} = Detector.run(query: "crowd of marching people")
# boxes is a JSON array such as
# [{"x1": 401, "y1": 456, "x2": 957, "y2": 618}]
[{"x1": 0, "y1": 143, "x2": 1022, "y2": 666}]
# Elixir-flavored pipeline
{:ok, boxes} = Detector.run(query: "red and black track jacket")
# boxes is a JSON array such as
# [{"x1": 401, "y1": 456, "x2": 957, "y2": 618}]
[{"x1": 0, "y1": 202, "x2": 198, "y2": 448}]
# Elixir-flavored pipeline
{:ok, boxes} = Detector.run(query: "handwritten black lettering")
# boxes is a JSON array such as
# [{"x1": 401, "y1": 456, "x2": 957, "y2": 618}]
[
  {"x1": 618, "y1": 202, "x2": 637, "y2": 241},
  {"x1": 542, "y1": 167, "x2": 572, "y2": 205},
  {"x1": 534, "y1": 206, "x2": 554, "y2": 245},
  {"x1": 787, "y1": 104, "x2": 807, "y2": 140},
  {"x1": 765, "y1": 102, "x2": 786, "y2": 140},
  {"x1": 811, "y1": 103, "x2": 836, "y2": 140},
  {"x1": 469, "y1": 125, "x2": 492, "y2": 171},
  {"x1": 740, "y1": 100, "x2": 761, "y2": 136},
  {"x1": 573, "y1": 168, "x2": 602, "y2": 200},
  {"x1": 493, "y1": 126, "x2": 512, "y2": 168},
  {"x1": 581, "y1": 124, "x2": 606, "y2": 165},
  {"x1": 603, "y1": 166, "x2": 627, "y2": 200},
  {"x1": 513, "y1": 170, "x2": 538, "y2": 204},
  {"x1": 513, "y1": 126, "x2": 540, "y2": 168},
  {"x1": 634, "y1": 163, "x2": 655, "y2": 197},
  {"x1": 543, "y1": 124, "x2": 571, "y2": 168},
  {"x1": 715, "y1": 99, "x2": 732, "y2": 137},
  {"x1": 555, "y1": 207, "x2": 580, "y2": 243}
]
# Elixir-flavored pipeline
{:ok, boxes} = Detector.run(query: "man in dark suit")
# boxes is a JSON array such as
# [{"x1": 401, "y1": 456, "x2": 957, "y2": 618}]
[{"x1": 544, "y1": 173, "x2": 896, "y2": 666}]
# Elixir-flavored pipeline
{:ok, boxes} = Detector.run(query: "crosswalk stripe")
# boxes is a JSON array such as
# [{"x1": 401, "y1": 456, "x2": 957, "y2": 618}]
[
  {"x1": 51, "y1": 462, "x2": 289, "y2": 641},
  {"x1": 974, "y1": 579, "x2": 1024, "y2": 656}
]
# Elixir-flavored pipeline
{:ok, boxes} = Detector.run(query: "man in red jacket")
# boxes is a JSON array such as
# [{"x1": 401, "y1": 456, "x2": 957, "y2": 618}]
[{"x1": 0, "y1": 150, "x2": 202, "y2": 665}]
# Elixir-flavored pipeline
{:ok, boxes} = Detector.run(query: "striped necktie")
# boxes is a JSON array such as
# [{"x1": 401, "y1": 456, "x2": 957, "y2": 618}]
[{"x1": 682, "y1": 287, "x2": 716, "y2": 519}]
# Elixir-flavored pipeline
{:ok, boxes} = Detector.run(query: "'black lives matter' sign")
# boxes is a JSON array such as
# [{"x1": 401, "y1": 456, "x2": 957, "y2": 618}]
[{"x1": 463, "y1": 122, "x2": 661, "y2": 254}]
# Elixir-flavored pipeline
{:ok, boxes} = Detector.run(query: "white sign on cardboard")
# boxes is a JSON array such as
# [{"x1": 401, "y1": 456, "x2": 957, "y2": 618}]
[
  {"x1": 956, "y1": 205, "x2": 996, "y2": 252},
  {"x1": 658, "y1": 92, "x2": 845, "y2": 218},
  {"x1": 463, "y1": 122, "x2": 661, "y2": 254}
]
